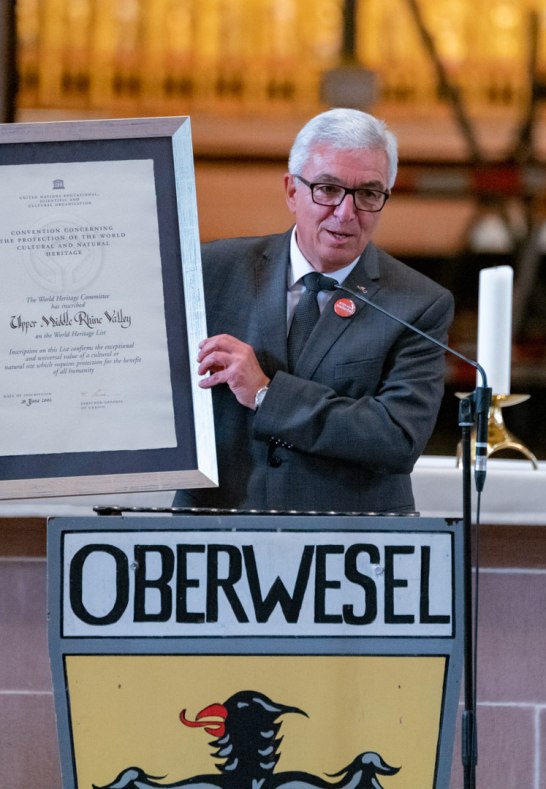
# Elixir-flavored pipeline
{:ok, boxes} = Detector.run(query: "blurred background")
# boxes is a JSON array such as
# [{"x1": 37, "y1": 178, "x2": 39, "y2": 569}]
[{"x1": 1, "y1": 0, "x2": 545, "y2": 459}]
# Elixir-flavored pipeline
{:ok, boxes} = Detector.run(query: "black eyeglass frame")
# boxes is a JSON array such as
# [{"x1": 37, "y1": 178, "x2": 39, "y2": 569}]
[{"x1": 294, "y1": 174, "x2": 390, "y2": 213}]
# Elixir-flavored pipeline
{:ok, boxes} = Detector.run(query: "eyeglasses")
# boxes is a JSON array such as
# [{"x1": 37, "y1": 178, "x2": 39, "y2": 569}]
[{"x1": 294, "y1": 174, "x2": 390, "y2": 213}]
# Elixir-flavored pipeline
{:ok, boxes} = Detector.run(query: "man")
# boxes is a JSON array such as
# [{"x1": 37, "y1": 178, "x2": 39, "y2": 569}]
[{"x1": 174, "y1": 108, "x2": 454, "y2": 513}]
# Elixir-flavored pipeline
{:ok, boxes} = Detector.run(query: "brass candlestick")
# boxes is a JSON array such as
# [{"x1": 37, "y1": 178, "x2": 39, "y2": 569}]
[{"x1": 456, "y1": 393, "x2": 539, "y2": 469}]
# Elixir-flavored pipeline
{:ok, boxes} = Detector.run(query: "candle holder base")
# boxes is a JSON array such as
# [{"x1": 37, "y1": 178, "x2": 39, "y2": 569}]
[{"x1": 455, "y1": 393, "x2": 539, "y2": 469}]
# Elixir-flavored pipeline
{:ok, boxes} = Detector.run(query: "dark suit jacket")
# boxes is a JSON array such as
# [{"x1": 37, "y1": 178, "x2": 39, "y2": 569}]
[{"x1": 174, "y1": 229, "x2": 454, "y2": 513}]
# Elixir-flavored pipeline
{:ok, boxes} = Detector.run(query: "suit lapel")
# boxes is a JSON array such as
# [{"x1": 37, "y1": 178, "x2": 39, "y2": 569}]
[
  {"x1": 254, "y1": 231, "x2": 292, "y2": 372},
  {"x1": 294, "y1": 243, "x2": 382, "y2": 378}
]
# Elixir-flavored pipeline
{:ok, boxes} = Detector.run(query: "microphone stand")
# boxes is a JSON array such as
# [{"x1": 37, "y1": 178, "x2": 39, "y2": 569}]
[{"x1": 335, "y1": 283, "x2": 491, "y2": 789}]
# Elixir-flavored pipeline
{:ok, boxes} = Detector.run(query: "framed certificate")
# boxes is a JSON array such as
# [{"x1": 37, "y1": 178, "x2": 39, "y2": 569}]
[{"x1": 0, "y1": 117, "x2": 217, "y2": 498}]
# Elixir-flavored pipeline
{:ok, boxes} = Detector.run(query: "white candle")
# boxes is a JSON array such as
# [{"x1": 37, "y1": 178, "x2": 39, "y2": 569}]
[{"x1": 477, "y1": 265, "x2": 513, "y2": 394}]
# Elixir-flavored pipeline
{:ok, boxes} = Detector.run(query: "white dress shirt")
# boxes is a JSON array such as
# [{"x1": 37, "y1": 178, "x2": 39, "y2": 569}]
[{"x1": 287, "y1": 226, "x2": 360, "y2": 331}]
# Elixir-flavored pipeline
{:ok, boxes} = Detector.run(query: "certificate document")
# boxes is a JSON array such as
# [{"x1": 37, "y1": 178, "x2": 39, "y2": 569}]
[{"x1": 1, "y1": 159, "x2": 177, "y2": 456}]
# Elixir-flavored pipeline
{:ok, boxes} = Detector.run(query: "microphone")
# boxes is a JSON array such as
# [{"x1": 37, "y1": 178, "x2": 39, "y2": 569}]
[
  {"x1": 317, "y1": 274, "x2": 338, "y2": 291},
  {"x1": 473, "y1": 387, "x2": 491, "y2": 492},
  {"x1": 333, "y1": 282, "x2": 492, "y2": 492}
]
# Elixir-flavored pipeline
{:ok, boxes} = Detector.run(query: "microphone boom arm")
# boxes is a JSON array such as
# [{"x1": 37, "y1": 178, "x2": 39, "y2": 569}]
[{"x1": 334, "y1": 282, "x2": 492, "y2": 492}]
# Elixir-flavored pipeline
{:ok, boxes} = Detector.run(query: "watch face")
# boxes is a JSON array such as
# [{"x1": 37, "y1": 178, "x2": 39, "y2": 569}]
[{"x1": 255, "y1": 387, "x2": 268, "y2": 408}]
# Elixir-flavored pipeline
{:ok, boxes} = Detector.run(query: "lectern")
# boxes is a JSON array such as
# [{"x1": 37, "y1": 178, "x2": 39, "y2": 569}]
[{"x1": 47, "y1": 513, "x2": 463, "y2": 789}]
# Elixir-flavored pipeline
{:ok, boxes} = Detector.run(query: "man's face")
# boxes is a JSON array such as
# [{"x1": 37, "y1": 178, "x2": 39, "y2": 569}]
[{"x1": 284, "y1": 144, "x2": 390, "y2": 273}]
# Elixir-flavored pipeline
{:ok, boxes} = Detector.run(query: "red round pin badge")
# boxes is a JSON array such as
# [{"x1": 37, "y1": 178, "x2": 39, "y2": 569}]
[{"x1": 334, "y1": 298, "x2": 356, "y2": 318}]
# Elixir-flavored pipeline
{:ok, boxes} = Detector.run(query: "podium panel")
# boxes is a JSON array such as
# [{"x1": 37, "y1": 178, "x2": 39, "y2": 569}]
[{"x1": 47, "y1": 514, "x2": 463, "y2": 789}]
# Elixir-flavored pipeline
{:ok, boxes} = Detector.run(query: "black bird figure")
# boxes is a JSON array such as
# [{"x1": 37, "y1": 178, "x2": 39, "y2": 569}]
[{"x1": 94, "y1": 689, "x2": 400, "y2": 789}]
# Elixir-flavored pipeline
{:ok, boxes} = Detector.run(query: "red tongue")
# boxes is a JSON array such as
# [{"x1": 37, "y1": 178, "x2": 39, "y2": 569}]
[{"x1": 180, "y1": 703, "x2": 228, "y2": 737}]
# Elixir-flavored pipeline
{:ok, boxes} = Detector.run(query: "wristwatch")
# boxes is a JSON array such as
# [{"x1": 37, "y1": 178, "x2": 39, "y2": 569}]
[{"x1": 254, "y1": 385, "x2": 269, "y2": 410}]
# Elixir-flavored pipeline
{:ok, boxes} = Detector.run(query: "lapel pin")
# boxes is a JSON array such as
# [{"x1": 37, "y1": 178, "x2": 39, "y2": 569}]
[
  {"x1": 357, "y1": 284, "x2": 367, "y2": 293},
  {"x1": 334, "y1": 298, "x2": 356, "y2": 318}
]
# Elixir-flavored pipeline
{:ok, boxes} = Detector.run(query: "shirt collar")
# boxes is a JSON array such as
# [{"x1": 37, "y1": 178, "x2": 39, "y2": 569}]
[{"x1": 288, "y1": 226, "x2": 362, "y2": 288}]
